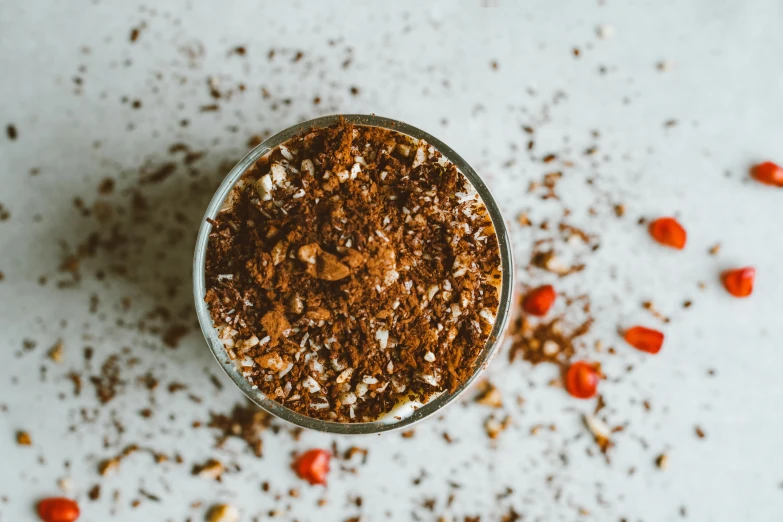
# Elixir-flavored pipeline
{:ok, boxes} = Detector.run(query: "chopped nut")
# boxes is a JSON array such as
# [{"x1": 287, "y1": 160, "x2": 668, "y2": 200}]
[
  {"x1": 98, "y1": 457, "x2": 120, "y2": 476},
  {"x1": 484, "y1": 415, "x2": 511, "y2": 439},
  {"x1": 260, "y1": 310, "x2": 290, "y2": 340},
  {"x1": 48, "y1": 340, "x2": 64, "y2": 362},
  {"x1": 475, "y1": 380, "x2": 503, "y2": 408},
  {"x1": 583, "y1": 414, "x2": 612, "y2": 453},
  {"x1": 207, "y1": 504, "x2": 239, "y2": 522},
  {"x1": 254, "y1": 352, "x2": 286, "y2": 372},
  {"x1": 655, "y1": 453, "x2": 669, "y2": 470},
  {"x1": 193, "y1": 459, "x2": 224, "y2": 480},
  {"x1": 16, "y1": 431, "x2": 32, "y2": 446}
]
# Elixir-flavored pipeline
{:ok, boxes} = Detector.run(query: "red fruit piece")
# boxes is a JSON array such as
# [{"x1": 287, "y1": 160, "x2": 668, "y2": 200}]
[
  {"x1": 293, "y1": 449, "x2": 331, "y2": 485},
  {"x1": 751, "y1": 161, "x2": 783, "y2": 187},
  {"x1": 648, "y1": 217, "x2": 687, "y2": 249},
  {"x1": 722, "y1": 267, "x2": 755, "y2": 298},
  {"x1": 624, "y1": 326, "x2": 664, "y2": 354},
  {"x1": 564, "y1": 361, "x2": 600, "y2": 399},
  {"x1": 522, "y1": 285, "x2": 556, "y2": 316},
  {"x1": 37, "y1": 498, "x2": 80, "y2": 522}
]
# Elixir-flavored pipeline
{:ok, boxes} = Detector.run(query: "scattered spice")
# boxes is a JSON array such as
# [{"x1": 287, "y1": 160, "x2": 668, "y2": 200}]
[
  {"x1": 708, "y1": 243, "x2": 721, "y2": 256},
  {"x1": 655, "y1": 453, "x2": 669, "y2": 470},
  {"x1": 204, "y1": 118, "x2": 501, "y2": 422},
  {"x1": 207, "y1": 402, "x2": 270, "y2": 457},
  {"x1": 483, "y1": 414, "x2": 511, "y2": 439},
  {"x1": 192, "y1": 458, "x2": 224, "y2": 480},
  {"x1": 17, "y1": 430, "x2": 32, "y2": 446},
  {"x1": 6, "y1": 124, "x2": 17, "y2": 141},
  {"x1": 48, "y1": 340, "x2": 64, "y2": 363},
  {"x1": 474, "y1": 380, "x2": 503, "y2": 408},
  {"x1": 722, "y1": 267, "x2": 755, "y2": 298},
  {"x1": 624, "y1": 326, "x2": 664, "y2": 354},
  {"x1": 509, "y1": 313, "x2": 592, "y2": 366},
  {"x1": 583, "y1": 414, "x2": 612, "y2": 454},
  {"x1": 648, "y1": 217, "x2": 687, "y2": 250},
  {"x1": 206, "y1": 504, "x2": 239, "y2": 522},
  {"x1": 87, "y1": 485, "x2": 100, "y2": 501}
]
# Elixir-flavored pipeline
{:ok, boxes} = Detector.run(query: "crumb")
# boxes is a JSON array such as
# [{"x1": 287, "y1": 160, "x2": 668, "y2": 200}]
[{"x1": 16, "y1": 431, "x2": 32, "y2": 446}]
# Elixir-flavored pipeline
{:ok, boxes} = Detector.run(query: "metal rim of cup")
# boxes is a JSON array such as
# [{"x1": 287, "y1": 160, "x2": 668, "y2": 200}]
[{"x1": 192, "y1": 114, "x2": 514, "y2": 435}]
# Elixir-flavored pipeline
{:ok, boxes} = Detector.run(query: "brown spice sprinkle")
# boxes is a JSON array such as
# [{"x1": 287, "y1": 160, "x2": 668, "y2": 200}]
[
  {"x1": 16, "y1": 430, "x2": 32, "y2": 446},
  {"x1": 204, "y1": 118, "x2": 501, "y2": 422}
]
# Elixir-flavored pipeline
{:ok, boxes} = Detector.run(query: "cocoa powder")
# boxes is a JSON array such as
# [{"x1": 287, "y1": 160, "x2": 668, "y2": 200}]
[{"x1": 204, "y1": 118, "x2": 501, "y2": 422}]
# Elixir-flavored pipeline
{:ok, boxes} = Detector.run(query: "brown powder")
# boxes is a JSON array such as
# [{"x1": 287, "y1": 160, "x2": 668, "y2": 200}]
[{"x1": 204, "y1": 118, "x2": 501, "y2": 422}]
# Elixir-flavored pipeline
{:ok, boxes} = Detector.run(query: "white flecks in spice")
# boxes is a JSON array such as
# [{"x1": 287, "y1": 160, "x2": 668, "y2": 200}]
[
  {"x1": 303, "y1": 376, "x2": 321, "y2": 393},
  {"x1": 300, "y1": 158, "x2": 315, "y2": 176},
  {"x1": 255, "y1": 174, "x2": 274, "y2": 201},
  {"x1": 479, "y1": 308, "x2": 496, "y2": 325},
  {"x1": 424, "y1": 351, "x2": 436, "y2": 362},
  {"x1": 375, "y1": 328, "x2": 389, "y2": 350},
  {"x1": 336, "y1": 368, "x2": 353, "y2": 384}
]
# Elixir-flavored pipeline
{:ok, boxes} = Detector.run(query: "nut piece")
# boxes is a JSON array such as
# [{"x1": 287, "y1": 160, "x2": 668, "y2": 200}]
[
  {"x1": 484, "y1": 415, "x2": 511, "y2": 439},
  {"x1": 48, "y1": 340, "x2": 64, "y2": 362},
  {"x1": 260, "y1": 310, "x2": 290, "y2": 340},
  {"x1": 475, "y1": 381, "x2": 503, "y2": 408},
  {"x1": 16, "y1": 430, "x2": 32, "y2": 446},
  {"x1": 255, "y1": 352, "x2": 286, "y2": 372},
  {"x1": 98, "y1": 457, "x2": 120, "y2": 476},
  {"x1": 655, "y1": 453, "x2": 669, "y2": 470},
  {"x1": 299, "y1": 243, "x2": 351, "y2": 281},
  {"x1": 207, "y1": 504, "x2": 239, "y2": 522},
  {"x1": 193, "y1": 459, "x2": 224, "y2": 480},
  {"x1": 298, "y1": 243, "x2": 321, "y2": 264}
]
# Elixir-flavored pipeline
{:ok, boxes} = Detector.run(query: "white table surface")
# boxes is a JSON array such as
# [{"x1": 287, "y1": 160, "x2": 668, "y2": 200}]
[{"x1": 2, "y1": 1, "x2": 783, "y2": 521}]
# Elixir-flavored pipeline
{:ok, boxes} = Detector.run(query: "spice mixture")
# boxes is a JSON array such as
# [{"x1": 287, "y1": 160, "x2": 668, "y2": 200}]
[{"x1": 204, "y1": 118, "x2": 502, "y2": 422}]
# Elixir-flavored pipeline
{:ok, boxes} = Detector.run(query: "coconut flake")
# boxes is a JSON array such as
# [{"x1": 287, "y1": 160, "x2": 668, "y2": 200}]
[
  {"x1": 303, "y1": 376, "x2": 321, "y2": 393},
  {"x1": 375, "y1": 329, "x2": 389, "y2": 350}
]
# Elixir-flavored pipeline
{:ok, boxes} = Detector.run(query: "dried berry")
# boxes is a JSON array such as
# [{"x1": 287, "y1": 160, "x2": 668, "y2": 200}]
[
  {"x1": 293, "y1": 448, "x2": 330, "y2": 485},
  {"x1": 648, "y1": 217, "x2": 687, "y2": 250},
  {"x1": 750, "y1": 161, "x2": 783, "y2": 187},
  {"x1": 722, "y1": 267, "x2": 755, "y2": 298},
  {"x1": 522, "y1": 285, "x2": 556, "y2": 316},
  {"x1": 624, "y1": 326, "x2": 664, "y2": 354},
  {"x1": 37, "y1": 497, "x2": 80, "y2": 522},
  {"x1": 564, "y1": 361, "x2": 599, "y2": 399}
]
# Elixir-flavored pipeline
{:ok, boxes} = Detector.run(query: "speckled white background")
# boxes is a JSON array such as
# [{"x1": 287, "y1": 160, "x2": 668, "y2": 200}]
[{"x1": 2, "y1": 1, "x2": 783, "y2": 521}]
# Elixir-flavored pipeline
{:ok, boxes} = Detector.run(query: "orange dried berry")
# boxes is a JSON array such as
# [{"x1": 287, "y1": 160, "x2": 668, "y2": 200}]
[
  {"x1": 522, "y1": 285, "x2": 556, "y2": 316},
  {"x1": 722, "y1": 267, "x2": 755, "y2": 298},
  {"x1": 37, "y1": 497, "x2": 80, "y2": 522},
  {"x1": 564, "y1": 361, "x2": 600, "y2": 399},
  {"x1": 624, "y1": 326, "x2": 664, "y2": 354},
  {"x1": 751, "y1": 161, "x2": 783, "y2": 187},
  {"x1": 293, "y1": 449, "x2": 331, "y2": 485},
  {"x1": 648, "y1": 217, "x2": 687, "y2": 250}
]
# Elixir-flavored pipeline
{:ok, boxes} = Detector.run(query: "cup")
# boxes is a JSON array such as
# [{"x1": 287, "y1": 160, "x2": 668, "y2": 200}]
[{"x1": 193, "y1": 114, "x2": 514, "y2": 434}]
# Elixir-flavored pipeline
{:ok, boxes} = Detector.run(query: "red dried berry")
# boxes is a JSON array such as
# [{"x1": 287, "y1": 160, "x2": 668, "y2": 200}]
[
  {"x1": 648, "y1": 217, "x2": 687, "y2": 250},
  {"x1": 564, "y1": 361, "x2": 599, "y2": 399},
  {"x1": 624, "y1": 326, "x2": 664, "y2": 354},
  {"x1": 722, "y1": 267, "x2": 755, "y2": 298},
  {"x1": 751, "y1": 161, "x2": 783, "y2": 187},
  {"x1": 37, "y1": 498, "x2": 80, "y2": 522},
  {"x1": 522, "y1": 285, "x2": 556, "y2": 316},
  {"x1": 293, "y1": 449, "x2": 331, "y2": 485}
]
